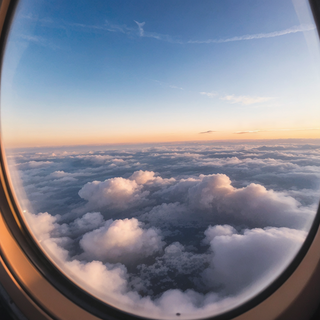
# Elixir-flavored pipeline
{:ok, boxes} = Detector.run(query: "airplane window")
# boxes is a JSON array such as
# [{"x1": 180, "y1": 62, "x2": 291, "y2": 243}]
[{"x1": 1, "y1": 0, "x2": 320, "y2": 319}]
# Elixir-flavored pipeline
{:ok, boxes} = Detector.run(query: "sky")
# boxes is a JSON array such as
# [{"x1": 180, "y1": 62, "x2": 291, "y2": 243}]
[
  {"x1": 6, "y1": 140, "x2": 320, "y2": 318},
  {"x1": 1, "y1": 0, "x2": 320, "y2": 147}
]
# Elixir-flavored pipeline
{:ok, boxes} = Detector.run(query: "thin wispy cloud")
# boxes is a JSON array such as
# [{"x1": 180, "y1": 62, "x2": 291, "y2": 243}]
[
  {"x1": 220, "y1": 95, "x2": 274, "y2": 105},
  {"x1": 137, "y1": 23, "x2": 315, "y2": 44},
  {"x1": 134, "y1": 21, "x2": 145, "y2": 37},
  {"x1": 21, "y1": 13, "x2": 315, "y2": 48},
  {"x1": 199, "y1": 130, "x2": 216, "y2": 134},
  {"x1": 187, "y1": 24, "x2": 316, "y2": 44},
  {"x1": 169, "y1": 85, "x2": 184, "y2": 90},
  {"x1": 234, "y1": 130, "x2": 260, "y2": 134},
  {"x1": 279, "y1": 128, "x2": 320, "y2": 132},
  {"x1": 153, "y1": 80, "x2": 184, "y2": 90},
  {"x1": 19, "y1": 34, "x2": 61, "y2": 50},
  {"x1": 233, "y1": 128, "x2": 320, "y2": 134},
  {"x1": 200, "y1": 92, "x2": 274, "y2": 106},
  {"x1": 200, "y1": 92, "x2": 217, "y2": 98}
]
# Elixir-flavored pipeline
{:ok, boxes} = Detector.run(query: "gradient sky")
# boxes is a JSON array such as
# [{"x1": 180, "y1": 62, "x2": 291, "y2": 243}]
[{"x1": 1, "y1": 0, "x2": 320, "y2": 147}]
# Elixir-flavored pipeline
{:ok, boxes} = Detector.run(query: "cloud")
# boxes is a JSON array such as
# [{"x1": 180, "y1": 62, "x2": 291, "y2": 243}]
[
  {"x1": 203, "y1": 225, "x2": 237, "y2": 244},
  {"x1": 200, "y1": 91, "x2": 274, "y2": 106},
  {"x1": 130, "y1": 170, "x2": 175, "y2": 185},
  {"x1": 78, "y1": 176, "x2": 149, "y2": 210},
  {"x1": 220, "y1": 95, "x2": 273, "y2": 105},
  {"x1": 233, "y1": 128, "x2": 320, "y2": 134},
  {"x1": 103, "y1": 22, "x2": 315, "y2": 45},
  {"x1": 187, "y1": 173, "x2": 311, "y2": 229},
  {"x1": 31, "y1": 15, "x2": 314, "y2": 47},
  {"x1": 234, "y1": 130, "x2": 260, "y2": 134},
  {"x1": 153, "y1": 79, "x2": 184, "y2": 91},
  {"x1": 199, "y1": 130, "x2": 216, "y2": 134},
  {"x1": 79, "y1": 218, "x2": 164, "y2": 263},
  {"x1": 187, "y1": 24, "x2": 316, "y2": 44},
  {"x1": 27, "y1": 160, "x2": 54, "y2": 168},
  {"x1": 74, "y1": 154, "x2": 114, "y2": 163},
  {"x1": 134, "y1": 21, "x2": 146, "y2": 37},
  {"x1": 130, "y1": 170, "x2": 157, "y2": 184},
  {"x1": 139, "y1": 202, "x2": 196, "y2": 230},
  {"x1": 202, "y1": 226, "x2": 306, "y2": 295},
  {"x1": 200, "y1": 92, "x2": 217, "y2": 98},
  {"x1": 24, "y1": 211, "x2": 58, "y2": 241},
  {"x1": 78, "y1": 170, "x2": 176, "y2": 211},
  {"x1": 12, "y1": 142, "x2": 320, "y2": 319},
  {"x1": 169, "y1": 85, "x2": 184, "y2": 90},
  {"x1": 18, "y1": 34, "x2": 60, "y2": 50},
  {"x1": 58, "y1": 212, "x2": 105, "y2": 238},
  {"x1": 153, "y1": 172, "x2": 312, "y2": 229},
  {"x1": 138, "y1": 242, "x2": 211, "y2": 294}
]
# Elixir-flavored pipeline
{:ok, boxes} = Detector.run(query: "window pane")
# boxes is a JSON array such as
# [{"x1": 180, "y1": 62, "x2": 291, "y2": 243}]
[{"x1": 1, "y1": 0, "x2": 320, "y2": 318}]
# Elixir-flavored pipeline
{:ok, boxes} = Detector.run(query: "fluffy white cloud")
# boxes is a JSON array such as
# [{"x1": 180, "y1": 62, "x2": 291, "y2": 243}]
[
  {"x1": 25, "y1": 211, "x2": 58, "y2": 241},
  {"x1": 202, "y1": 226, "x2": 306, "y2": 295},
  {"x1": 152, "y1": 172, "x2": 311, "y2": 229},
  {"x1": 130, "y1": 170, "x2": 175, "y2": 185},
  {"x1": 79, "y1": 218, "x2": 164, "y2": 263},
  {"x1": 27, "y1": 160, "x2": 54, "y2": 168},
  {"x1": 203, "y1": 225, "x2": 237, "y2": 244},
  {"x1": 187, "y1": 174, "x2": 310, "y2": 229},
  {"x1": 130, "y1": 170, "x2": 157, "y2": 184},
  {"x1": 78, "y1": 177, "x2": 149, "y2": 210},
  {"x1": 23, "y1": 204, "x2": 312, "y2": 319}
]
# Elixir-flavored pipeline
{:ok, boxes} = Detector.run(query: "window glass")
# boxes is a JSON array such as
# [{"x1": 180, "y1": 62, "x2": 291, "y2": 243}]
[{"x1": 1, "y1": 0, "x2": 320, "y2": 318}]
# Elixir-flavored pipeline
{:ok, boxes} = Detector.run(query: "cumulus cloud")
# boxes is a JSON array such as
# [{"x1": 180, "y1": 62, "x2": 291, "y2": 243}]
[
  {"x1": 78, "y1": 176, "x2": 149, "y2": 210},
  {"x1": 26, "y1": 160, "x2": 54, "y2": 168},
  {"x1": 24, "y1": 211, "x2": 58, "y2": 241},
  {"x1": 202, "y1": 226, "x2": 306, "y2": 295},
  {"x1": 78, "y1": 170, "x2": 176, "y2": 211},
  {"x1": 79, "y1": 218, "x2": 164, "y2": 263},
  {"x1": 130, "y1": 170, "x2": 157, "y2": 184},
  {"x1": 187, "y1": 173, "x2": 310, "y2": 229},
  {"x1": 203, "y1": 225, "x2": 237, "y2": 244},
  {"x1": 55, "y1": 212, "x2": 106, "y2": 238},
  {"x1": 130, "y1": 170, "x2": 174, "y2": 185}
]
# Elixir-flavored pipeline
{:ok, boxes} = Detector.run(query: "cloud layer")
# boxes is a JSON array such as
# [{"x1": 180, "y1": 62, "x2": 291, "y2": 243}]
[{"x1": 9, "y1": 141, "x2": 320, "y2": 318}]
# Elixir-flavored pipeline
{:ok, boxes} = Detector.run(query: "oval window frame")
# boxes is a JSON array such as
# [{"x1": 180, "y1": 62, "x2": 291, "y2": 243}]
[{"x1": 1, "y1": 0, "x2": 320, "y2": 319}]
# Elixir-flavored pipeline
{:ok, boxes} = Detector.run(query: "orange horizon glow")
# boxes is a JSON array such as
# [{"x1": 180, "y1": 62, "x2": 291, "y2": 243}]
[{"x1": 3, "y1": 128, "x2": 320, "y2": 149}]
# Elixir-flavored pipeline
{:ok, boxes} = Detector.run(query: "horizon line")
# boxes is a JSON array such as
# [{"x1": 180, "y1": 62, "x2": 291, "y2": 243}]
[{"x1": 4, "y1": 137, "x2": 320, "y2": 150}]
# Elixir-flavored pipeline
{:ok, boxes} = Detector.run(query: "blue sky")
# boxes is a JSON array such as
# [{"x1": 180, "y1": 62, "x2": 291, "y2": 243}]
[{"x1": 2, "y1": 0, "x2": 320, "y2": 147}]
